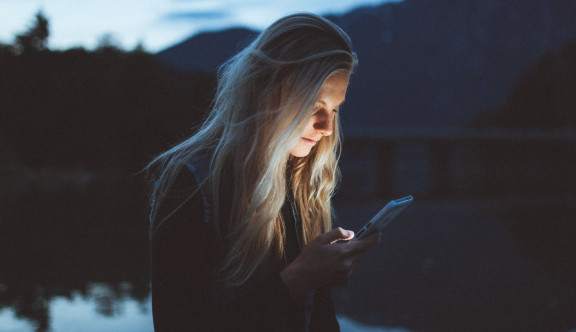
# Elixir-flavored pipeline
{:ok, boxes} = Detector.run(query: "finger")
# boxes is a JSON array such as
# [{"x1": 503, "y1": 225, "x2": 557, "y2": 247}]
[
  {"x1": 316, "y1": 227, "x2": 354, "y2": 245},
  {"x1": 342, "y1": 232, "x2": 380, "y2": 255}
]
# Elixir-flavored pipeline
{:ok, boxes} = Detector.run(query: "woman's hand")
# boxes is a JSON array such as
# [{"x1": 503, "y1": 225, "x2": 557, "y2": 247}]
[{"x1": 279, "y1": 227, "x2": 380, "y2": 299}]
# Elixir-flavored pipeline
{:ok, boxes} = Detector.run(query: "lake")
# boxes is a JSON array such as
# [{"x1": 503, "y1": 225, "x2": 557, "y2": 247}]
[{"x1": 1, "y1": 172, "x2": 575, "y2": 331}]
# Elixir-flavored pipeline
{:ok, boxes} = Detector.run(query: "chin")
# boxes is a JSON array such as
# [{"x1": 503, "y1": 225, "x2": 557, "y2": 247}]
[
  {"x1": 290, "y1": 147, "x2": 312, "y2": 158},
  {"x1": 290, "y1": 151, "x2": 310, "y2": 158}
]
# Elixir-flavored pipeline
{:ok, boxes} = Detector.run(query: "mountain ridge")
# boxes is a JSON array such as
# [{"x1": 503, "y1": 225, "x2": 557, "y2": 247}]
[{"x1": 156, "y1": 0, "x2": 576, "y2": 130}]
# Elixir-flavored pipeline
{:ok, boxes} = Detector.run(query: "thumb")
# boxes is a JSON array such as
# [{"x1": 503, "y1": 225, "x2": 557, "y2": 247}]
[{"x1": 317, "y1": 227, "x2": 354, "y2": 245}]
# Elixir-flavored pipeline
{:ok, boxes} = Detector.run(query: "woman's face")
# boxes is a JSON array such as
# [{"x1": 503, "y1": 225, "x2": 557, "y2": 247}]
[{"x1": 290, "y1": 72, "x2": 349, "y2": 157}]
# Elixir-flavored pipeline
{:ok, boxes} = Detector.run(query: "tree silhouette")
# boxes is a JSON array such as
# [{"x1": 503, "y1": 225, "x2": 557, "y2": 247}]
[
  {"x1": 14, "y1": 11, "x2": 50, "y2": 54},
  {"x1": 0, "y1": 11, "x2": 216, "y2": 173}
]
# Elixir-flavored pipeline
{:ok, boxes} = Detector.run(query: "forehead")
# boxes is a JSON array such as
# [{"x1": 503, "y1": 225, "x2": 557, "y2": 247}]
[{"x1": 317, "y1": 72, "x2": 349, "y2": 105}]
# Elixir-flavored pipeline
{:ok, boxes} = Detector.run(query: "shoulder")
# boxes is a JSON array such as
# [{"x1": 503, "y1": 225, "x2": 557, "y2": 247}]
[
  {"x1": 152, "y1": 160, "x2": 210, "y2": 239},
  {"x1": 158, "y1": 152, "x2": 213, "y2": 220}
]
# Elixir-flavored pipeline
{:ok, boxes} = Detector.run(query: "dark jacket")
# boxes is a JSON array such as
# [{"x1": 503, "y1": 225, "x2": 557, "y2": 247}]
[{"x1": 150, "y1": 157, "x2": 340, "y2": 331}]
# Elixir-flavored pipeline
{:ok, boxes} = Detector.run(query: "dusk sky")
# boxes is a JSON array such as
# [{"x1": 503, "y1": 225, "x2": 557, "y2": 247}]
[{"x1": 0, "y1": 0, "x2": 399, "y2": 52}]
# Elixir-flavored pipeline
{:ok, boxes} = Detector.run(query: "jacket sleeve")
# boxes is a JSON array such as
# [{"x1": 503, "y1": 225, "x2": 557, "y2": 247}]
[{"x1": 151, "y1": 169, "x2": 299, "y2": 331}]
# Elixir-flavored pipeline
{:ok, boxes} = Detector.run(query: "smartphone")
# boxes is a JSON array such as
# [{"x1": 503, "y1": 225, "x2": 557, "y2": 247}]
[{"x1": 354, "y1": 195, "x2": 413, "y2": 240}]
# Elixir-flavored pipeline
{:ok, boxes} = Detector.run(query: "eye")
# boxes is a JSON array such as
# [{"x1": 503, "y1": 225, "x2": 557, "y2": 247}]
[{"x1": 333, "y1": 109, "x2": 338, "y2": 114}]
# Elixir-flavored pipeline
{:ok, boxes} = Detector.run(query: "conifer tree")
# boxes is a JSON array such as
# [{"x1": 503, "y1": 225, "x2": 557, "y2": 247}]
[{"x1": 15, "y1": 11, "x2": 50, "y2": 54}]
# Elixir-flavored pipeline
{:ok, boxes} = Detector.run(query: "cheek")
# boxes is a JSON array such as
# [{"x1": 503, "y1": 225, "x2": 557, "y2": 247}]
[{"x1": 301, "y1": 117, "x2": 316, "y2": 135}]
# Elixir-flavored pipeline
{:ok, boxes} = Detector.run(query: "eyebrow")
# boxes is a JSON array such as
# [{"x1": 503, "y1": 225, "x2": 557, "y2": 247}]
[{"x1": 318, "y1": 99, "x2": 346, "y2": 108}]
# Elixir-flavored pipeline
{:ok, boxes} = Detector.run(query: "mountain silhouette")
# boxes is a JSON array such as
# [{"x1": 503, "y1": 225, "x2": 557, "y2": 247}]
[
  {"x1": 156, "y1": 0, "x2": 576, "y2": 131},
  {"x1": 156, "y1": 28, "x2": 259, "y2": 73}
]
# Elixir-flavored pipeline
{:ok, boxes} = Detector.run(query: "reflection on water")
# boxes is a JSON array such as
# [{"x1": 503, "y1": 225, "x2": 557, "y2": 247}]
[
  {"x1": 1, "y1": 173, "x2": 576, "y2": 331},
  {"x1": 0, "y1": 173, "x2": 150, "y2": 332},
  {"x1": 0, "y1": 289, "x2": 153, "y2": 332},
  {"x1": 0, "y1": 294, "x2": 413, "y2": 332}
]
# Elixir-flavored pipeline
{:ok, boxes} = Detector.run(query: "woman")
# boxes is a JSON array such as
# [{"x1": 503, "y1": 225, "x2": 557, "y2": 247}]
[{"x1": 147, "y1": 13, "x2": 380, "y2": 331}]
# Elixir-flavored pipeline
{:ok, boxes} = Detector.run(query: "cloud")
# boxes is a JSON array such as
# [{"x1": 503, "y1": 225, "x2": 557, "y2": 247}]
[{"x1": 163, "y1": 10, "x2": 229, "y2": 21}]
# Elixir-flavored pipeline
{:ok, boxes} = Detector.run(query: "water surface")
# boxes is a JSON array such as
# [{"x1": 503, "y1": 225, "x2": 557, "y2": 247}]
[{"x1": 1, "y1": 176, "x2": 575, "y2": 331}]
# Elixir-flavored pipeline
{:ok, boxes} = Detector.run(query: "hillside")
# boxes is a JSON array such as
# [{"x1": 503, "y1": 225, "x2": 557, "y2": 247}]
[{"x1": 156, "y1": 0, "x2": 576, "y2": 131}]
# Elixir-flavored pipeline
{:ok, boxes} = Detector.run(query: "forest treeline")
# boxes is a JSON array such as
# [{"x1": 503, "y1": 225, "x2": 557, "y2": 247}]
[{"x1": 0, "y1": 12, "x2": 215, "y2": 174}]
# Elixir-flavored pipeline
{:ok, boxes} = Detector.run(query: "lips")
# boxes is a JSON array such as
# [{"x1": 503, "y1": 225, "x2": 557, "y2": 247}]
[{"x1": 301, "y1": 137, "x2": 319, "y2": 146}]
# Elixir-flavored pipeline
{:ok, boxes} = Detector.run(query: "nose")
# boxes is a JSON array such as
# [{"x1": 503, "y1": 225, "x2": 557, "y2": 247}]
[{"x1": 313, "y1": 111, "x2": 334, "y2": 137}]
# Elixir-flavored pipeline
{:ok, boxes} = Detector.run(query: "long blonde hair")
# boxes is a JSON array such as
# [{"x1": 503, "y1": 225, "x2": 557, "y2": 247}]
[{"x1": 147, "y1": 13, "x2": 357, "y2": 286}]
